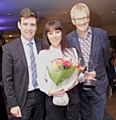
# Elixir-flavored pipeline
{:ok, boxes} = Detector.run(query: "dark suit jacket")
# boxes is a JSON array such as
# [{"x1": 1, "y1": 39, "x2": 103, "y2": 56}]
[
  {"x1": 2, "y1": 37, "x2": 42, "y2": 109},
  {"x1": 66, "y1": 27, "x2": 110, "y2": 94},
  {"x1": 107, "y1": 65, "x2": 116, "y2": 88}
]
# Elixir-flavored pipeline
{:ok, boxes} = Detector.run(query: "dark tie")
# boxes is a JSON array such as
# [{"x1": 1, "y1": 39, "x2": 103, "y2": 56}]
[{"x1": 28, "y1": 42, "x2": 38, "y2": 88}]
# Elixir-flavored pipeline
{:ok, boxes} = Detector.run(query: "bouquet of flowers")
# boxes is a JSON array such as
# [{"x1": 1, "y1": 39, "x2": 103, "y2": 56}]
[{"x1": 47, "y1": 57, "x2": 83, "y2": 106}]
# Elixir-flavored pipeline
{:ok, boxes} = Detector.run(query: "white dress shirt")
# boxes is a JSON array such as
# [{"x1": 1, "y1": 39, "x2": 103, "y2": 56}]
[{"x1": 21, "y1": 36, "x2": 39, "y2": 91}]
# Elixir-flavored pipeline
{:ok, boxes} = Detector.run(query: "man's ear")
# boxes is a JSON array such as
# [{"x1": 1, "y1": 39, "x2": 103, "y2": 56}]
[
  {"x1": 88, "y1": 17, "x2": 90, "y2": 23},
  {"x1": 17, "y1": 21, "x2": 21, "y2": 29},
  {"x1": 71, "y1": 18, "x2": 75, "y2": 25}
]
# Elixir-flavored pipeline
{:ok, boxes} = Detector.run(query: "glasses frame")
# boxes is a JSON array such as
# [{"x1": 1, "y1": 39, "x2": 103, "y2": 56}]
[{"x1": 73, "y1": 16, "x2": 89, "y2": 22}]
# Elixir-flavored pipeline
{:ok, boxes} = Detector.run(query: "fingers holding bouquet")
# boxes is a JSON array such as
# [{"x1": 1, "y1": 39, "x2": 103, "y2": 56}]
[{"x1": 48, "y1": 87, "x2": 66, "y2": 97}]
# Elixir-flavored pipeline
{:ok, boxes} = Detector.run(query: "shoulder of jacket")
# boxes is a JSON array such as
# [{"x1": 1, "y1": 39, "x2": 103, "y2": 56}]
[
  {"x1": 91, "y1": 27, "x2": 107, "y2": 34},
  {"x1": 4, "y1": 37, "x2": 20, "y2": 48},
  {"x1": 67, "y1": 30, "x2": 76, "y2": 37},
  {"x1": 35, "y1": 38, "x2": 42, "y2": 44}
]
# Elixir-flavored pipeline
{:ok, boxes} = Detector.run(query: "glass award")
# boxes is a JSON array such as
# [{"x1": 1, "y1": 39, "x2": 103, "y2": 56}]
[{"x1": 83, "y1": 59, "x2": 97, "y2": 89}]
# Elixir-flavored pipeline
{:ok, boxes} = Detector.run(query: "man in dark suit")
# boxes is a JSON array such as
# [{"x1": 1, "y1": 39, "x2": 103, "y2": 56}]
[
  {"x1": 107, "y1": 57, "x2": 116, "y2": 97},
  {"x1": 66, "y1": 3, "x2": 110, "y2": 120},
  {"x1": 2, "y1": 8, "x2": 45, "y2": 120}
]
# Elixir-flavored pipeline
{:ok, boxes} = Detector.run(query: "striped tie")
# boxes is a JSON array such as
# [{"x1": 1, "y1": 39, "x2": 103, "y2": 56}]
[{"x1": 28, "y1": 42, "x2": 38, "y2": 88}]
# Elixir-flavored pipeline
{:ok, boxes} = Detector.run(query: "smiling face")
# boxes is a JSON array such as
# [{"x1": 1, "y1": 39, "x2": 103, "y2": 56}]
[
  {"x1": 47, "y1": 29, "x2": 62, "y2": 49},
  {"x1": 18, "y1": 17, "x2": 37, "y2": 41},
  {"x1": 71, "y1": 10, "x2": 90, "y2": 35}
]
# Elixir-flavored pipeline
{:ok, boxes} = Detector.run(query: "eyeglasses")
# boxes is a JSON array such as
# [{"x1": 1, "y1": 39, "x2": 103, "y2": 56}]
[{"x1": 73, "y1": 16, "x2": 89, "y2": 22}]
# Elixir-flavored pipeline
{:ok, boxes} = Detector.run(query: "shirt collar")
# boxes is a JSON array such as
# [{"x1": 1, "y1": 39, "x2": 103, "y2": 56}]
[
  {"x1": 77, "y1": 26, "x2": 92, "y2": 38},
  {"x1": 21, "y1": 36, "x2": 35, "y2": 45}
]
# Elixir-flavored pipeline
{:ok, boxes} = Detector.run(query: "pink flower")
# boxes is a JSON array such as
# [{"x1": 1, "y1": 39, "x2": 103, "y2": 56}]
[{"x1": 63, "y1": 60, "x2": 72, "y2": 67}]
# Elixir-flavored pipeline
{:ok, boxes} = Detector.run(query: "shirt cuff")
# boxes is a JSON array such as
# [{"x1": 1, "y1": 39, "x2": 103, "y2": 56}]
[{"x1": 77, "y1": 73, "x2": 85, "y2": 83}]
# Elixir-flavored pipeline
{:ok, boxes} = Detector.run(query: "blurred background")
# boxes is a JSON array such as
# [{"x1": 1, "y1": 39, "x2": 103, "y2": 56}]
[{"x1": 0, "y1": 0, "x2": 116, "y2": 49}]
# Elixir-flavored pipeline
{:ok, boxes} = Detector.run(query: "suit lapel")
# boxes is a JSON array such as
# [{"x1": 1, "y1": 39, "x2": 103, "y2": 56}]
[
  {"x1": 89, "y1": 27, "x2": 98, "y2": 62},
  {"x1": 34, "y1": 38, "x2": 39, "y2": 54},
  {"x1": 89, "y1": 27, "x2": 99, "y2": 69},
  {"x1": 17, "y1": 37, "x2": 28, "y2": 70},
  {"x1": 34, "y1": 38, "x2": 42, "y2": 54},
  {"x1": 72, "y1": 30, "x2": 85, "y2": 66}
]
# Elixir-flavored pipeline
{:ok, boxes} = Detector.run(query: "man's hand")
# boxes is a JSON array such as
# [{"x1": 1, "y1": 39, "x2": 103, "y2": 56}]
[
  {"x1": 10, "y1": 106, "x2": 22, "y2": 118},
  {"x1": 84, "y1": 71, "x2": 96, "y2": 81}
]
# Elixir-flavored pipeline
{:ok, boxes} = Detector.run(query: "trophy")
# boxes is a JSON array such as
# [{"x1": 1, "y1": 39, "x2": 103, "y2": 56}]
[{"x1": 83, "y1": 59, "x2": 97, "y2": 89}]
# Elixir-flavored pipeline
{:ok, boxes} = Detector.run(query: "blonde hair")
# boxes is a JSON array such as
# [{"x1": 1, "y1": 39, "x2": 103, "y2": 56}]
[{"x1": 70, "y1": 3, "x2": 90, "y2": 18}]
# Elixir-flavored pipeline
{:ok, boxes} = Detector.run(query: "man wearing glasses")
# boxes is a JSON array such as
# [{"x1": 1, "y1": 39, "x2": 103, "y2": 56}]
[{"x1": 67, "y1": 3, "x2": 110, "y2": 120}]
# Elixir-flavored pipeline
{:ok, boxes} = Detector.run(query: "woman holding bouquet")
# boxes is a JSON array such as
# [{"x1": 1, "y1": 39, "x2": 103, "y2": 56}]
[{"x1": 37, "y1": 20, "x2": 96, "y2": 120}]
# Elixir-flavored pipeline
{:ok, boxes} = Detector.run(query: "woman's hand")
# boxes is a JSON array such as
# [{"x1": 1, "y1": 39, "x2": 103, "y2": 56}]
[
  {"x1": 84, "y1": 71, "x2": 96, "y2": 81},
  {"x1": 48, "y1": 87, "x2": 66, "y2": 97}
]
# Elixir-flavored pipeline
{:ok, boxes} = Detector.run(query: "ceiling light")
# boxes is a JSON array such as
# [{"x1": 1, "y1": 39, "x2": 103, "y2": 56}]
[
  {"x1": 63, "y1": 12, "x2": 68, "y2": 15},
  {"x1": 6, "y1": 40, "x2": 9, "y2": 43},
  {"x1": 7, "y1": 13, "x2": 12, "y2": 16},
  {"x1": 9, "y1": 35, "x2": 12, "y2": 37},
  {"x1": 112, "y1": 10, "x2": 116, "y2": 14}
]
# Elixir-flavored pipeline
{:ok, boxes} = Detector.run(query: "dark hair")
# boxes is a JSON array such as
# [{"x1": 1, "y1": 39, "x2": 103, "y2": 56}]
[
  {"x1": 43, "y1": 20, "x2": 71, "y2": 55},
  {"x1": 19, "y1": 8, "x2": 39, "y2": 24}
]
